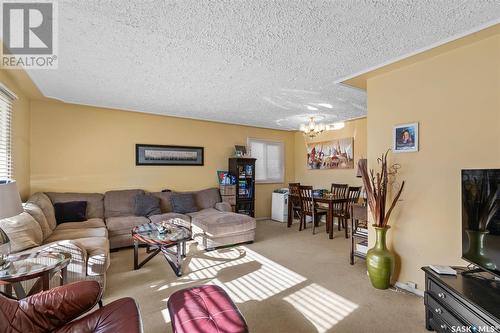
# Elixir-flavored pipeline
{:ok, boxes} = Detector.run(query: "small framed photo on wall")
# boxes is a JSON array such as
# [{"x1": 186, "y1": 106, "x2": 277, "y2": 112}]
[{"x1": 393, "y1": 122, "x2": 419, "y2": 153}]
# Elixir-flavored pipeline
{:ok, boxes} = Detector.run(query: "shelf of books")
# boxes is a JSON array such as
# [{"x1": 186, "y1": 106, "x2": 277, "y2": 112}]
[{"x1": 228, "y1": 157, "x2": 256, "y2": 217}]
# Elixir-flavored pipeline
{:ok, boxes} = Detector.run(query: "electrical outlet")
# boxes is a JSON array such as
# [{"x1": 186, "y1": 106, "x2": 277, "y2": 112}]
[
  {"x1": 395, "y1": 281, "x2": 424, "y2": 297},
  {"x1": 407, "y1": 281, "x2": 417, "y2": 289}
]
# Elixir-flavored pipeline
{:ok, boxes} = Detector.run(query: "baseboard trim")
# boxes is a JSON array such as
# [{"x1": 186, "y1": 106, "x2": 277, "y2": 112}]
[
  {"x1": 395, "y1": 281, "x2": 424, "y2": 297},
  {"x1": 256, "y1": 217, "x2": 271, "y2": 221}
]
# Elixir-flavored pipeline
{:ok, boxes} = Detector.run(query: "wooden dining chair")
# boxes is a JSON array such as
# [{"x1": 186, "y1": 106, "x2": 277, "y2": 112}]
[
  {"x1": 329, "y1": 184, "x2": 348, "y2": 233},
  {"x1": 298, "y1": 185, "x2": 328, "y2": 234},
  {"x1": 288, "y1": 183, "x2": 302, "y2": 222},
  {"x1": 341, "y1": 186, "x2": 362, "y2": 238}
]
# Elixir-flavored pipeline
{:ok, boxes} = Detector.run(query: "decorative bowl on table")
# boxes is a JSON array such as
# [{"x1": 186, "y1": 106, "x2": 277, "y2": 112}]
[{"x1": 155, "y1": 222, "x2": 174, "y2": 234}]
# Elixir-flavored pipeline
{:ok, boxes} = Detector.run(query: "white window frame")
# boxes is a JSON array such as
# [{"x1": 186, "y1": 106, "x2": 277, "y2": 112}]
[
  {"x1": 0, "y1": 82, "x2": 16, "y2": 181},
  {"x1": 247, "y1": 137, "x2": 285, "y2": 184}
]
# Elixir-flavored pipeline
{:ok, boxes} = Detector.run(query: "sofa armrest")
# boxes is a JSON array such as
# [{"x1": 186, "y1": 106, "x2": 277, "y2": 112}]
[
  {"x1": 55, "y1": 297, "x2": 143, "y2": 333},
  {"x1": 215, "y1": 202, "x2": 232, "y2": 212}
]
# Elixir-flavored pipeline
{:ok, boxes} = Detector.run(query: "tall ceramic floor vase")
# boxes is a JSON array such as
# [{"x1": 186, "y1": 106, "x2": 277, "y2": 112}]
[
  {"x1": 464, "y1": 230, "x2": 497, "y2": 271},
  {"x1": 367, "y1": 225, "x2": 395, "y2": 290}
]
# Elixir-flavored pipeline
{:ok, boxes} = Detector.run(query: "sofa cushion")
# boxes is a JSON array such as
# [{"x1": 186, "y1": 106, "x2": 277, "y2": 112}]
[
  {"x1": 0, "y1": 212, "x2": 43, "y2": 252},
  {"x1": 23, "y1": 202, "x2": 52, "y2": 240},
  {"x1": 134, "y1": 193, "x2": 161, "y2": 217},
  {"x1": 104, "y1": 189, "x2": 144, "y2": 218},
  {"x1": 46, "y1": 192, "x2": 105, "y2": 219},
  {"x1": 54, "y1": 201, "x2": 88, "y2": 224},
  {"x1": 109, "y1": 234, "x2": 135, "y2": 249},
  {"x1": 215, "y1": 202, "x2": 232, "y2": 212},
  {"x1": 55, "y1": 218, "x2": 106, "y2": 231},
  {"x1": 149, "y1": 213, "x2": 191, "y2": 229},
  {"x1": 44, "y1": 227, "x2": 108, "y2": 243},
  {"x1": 170, "y1": 193, "x2": 197, "y2": 214},
  {"x1": 73, "y1": 237, "x2": 110, "y2": 276},
  {"x1": 28, "y1": 192, "x2": 57, "y2": 230},
  {"x1": 194, "y1": 188, "x2": 221, "y2": 210},
  {"x1": 151, "y1": 192, "x2": 173, "y2": 213},
  {"x1": 189, "y1": 209, "x2": 256, "y2": 236},
  {"x1": 105, "y1": 216, "x2": 149, "y2": 237}
]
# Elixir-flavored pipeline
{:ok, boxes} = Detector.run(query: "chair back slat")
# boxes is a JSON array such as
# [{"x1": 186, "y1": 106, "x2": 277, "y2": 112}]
[
  {"x1": 298, "y1": 185, "x2": 314, "y2": 215},
  {"x1": 288, "y1": 183, "x2": 301, "y2": 208},
  {"x1": 331, "y1": 183, "x2": 348, "y2": 211},
  {"x1": 345, "y1": 186, "x2": 362, "y2": 213},
  {"x1": 331, "y1": 183, "x2": 348, "y2": 198}
]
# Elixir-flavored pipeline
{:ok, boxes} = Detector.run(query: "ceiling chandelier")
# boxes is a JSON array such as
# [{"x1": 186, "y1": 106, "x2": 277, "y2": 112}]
[{"x1": 300, "y1": 117, "x2": 345, "y2": 138}]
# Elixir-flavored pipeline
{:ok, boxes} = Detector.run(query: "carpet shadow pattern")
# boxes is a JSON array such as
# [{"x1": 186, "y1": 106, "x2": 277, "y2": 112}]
[{"x1": 104, "y1": 220, "x2": 426, "y2": 333}]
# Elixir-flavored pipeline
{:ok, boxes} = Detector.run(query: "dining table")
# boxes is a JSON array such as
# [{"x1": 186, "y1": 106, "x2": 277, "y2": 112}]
[{"x1": 287, "y1": 193, "x2": 347, "y2": 239}]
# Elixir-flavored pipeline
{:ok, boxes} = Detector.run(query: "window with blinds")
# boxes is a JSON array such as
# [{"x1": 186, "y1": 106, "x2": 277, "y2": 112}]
[
  {"x1": 248, "y1": 138, "x2": 284, "y2": 183},
  {"x1": 0, "y1": 86, "x2": 15, "y2": 181}
]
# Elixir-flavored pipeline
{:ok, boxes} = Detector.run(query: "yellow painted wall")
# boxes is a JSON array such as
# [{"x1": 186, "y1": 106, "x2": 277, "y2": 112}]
[
  {"x1": 30, "y1": 100, "x2": 295, "y2": 218},
  {"x1": 294, "y1": 118, "x2": 366, "y2": 188},
  {"x1": 0, "y1": 70, "x2": 31, "y2": 199},
  {"x1": 366, "y1": 33, "x2": 500, "y2": 288}
]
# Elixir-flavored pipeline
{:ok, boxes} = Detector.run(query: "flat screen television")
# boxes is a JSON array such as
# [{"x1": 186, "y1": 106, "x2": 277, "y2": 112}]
[{"x1": 461, "y1": 169, "x2": 500, "y2": 277}]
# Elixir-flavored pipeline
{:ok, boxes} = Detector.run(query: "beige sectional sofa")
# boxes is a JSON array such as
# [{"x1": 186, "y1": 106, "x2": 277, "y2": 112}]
[
  {"x1": 25, "y1": 192, "x2": 110, "y2": 290},
  {"x1": 149, "y1": 189, "x2": 256, "y2": 250},
  {"x1": 104, "y1": 188, "x2": 255, "y2": 250},
  {"x1": 2, "y1": 187, "x2": 255, "y2": 295}
]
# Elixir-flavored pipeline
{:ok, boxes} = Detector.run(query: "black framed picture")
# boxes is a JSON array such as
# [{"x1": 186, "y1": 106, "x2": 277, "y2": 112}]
[{"x1": 136, "y1": 144, "x2": 204, "y2": 166}]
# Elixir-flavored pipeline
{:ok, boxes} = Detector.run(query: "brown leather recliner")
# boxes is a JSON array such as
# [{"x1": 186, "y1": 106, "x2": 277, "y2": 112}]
[{"x1": 0, "y1": 280, "x2": 143, "y2": 333}]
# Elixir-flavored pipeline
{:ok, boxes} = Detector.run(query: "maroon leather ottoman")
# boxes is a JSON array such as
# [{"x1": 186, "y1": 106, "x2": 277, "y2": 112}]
[{"x1": 167, "y1": 285, "x2": 248, "y2": 333}]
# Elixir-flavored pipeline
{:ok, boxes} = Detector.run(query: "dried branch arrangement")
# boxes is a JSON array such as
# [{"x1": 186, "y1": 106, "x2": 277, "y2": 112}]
[
  {"x1": 462, "y1": 172, "x2": 499, "y2": 231},
  {"x1": 359, "y1": 150, "x2": 405, "y2": 228}
]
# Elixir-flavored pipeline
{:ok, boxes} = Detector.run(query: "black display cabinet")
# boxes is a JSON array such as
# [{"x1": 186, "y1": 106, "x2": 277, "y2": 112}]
[{"x1": 228, "y1": 158, "x2": 256, "y2": 217}]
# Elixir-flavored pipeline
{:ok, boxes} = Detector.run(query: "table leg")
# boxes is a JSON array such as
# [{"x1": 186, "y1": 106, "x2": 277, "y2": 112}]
[
  {"x1": 177, "y1": 245, "x2": 182, "y2": 276},
  {"x1": 135, "y1": 245, "x2": 161, "y2": 270},
  {"x1": 329, "y1": 202, "x2": 334, "y2": 239},
  {"x1": 350, "y1": 218, "x2": 355, "y2": 265},
  {"x1": 134, "y1": 240, "x2": 139, "y2": 270},
  {"x1": 61, "y1": 266, "x2": 68, "y2": 285},
  {"x1": 181, "y1": 241, "x2": 186, "y2": 257},
  {"x1": 326, "y1": 209, "x2": 330, "y2": 234},
  {"x1": 287, "y1": 197, "x2": 293, "y2": 228},
  {"x1": 42, "y1": 273, "x2": 50, "y2": 291},
  {"x1": 13, "y1": 283, "x2": 26, "y2": 299},
  {"x1": 5, "y1": 283, "x2": 12, "y2": 297}
]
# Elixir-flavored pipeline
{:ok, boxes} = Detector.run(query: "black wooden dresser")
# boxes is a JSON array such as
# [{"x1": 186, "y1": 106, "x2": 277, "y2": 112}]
[{"x1": 422, "y1": 267, "x2": 500, "y2": 333}]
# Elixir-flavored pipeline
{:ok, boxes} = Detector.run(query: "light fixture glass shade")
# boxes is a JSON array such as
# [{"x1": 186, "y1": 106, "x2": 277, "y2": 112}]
[
  {"x1": 332, "y1": 122, "x2": 345, "y2": 130},
  {"x1": 0, "y1": 228, "x2": 10, "y2": 267},
  {"x1": 300, "y1": 117, "x2": 328, "y2": 138},
  {"x1": 0, "y1": 180, "x2": 23, "y2": 220},
  {"x1": 309, "y1": 119, "x2": 315, "y2": 130}
]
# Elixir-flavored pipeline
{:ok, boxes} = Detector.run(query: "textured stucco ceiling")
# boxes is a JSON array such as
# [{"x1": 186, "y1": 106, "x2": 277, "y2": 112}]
[{"x1": 27, "y1": 1, "x2": 500, "y2": 130}]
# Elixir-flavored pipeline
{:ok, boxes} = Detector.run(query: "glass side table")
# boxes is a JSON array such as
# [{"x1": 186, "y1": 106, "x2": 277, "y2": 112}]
[{"x1": 0, "y1": 251, "x2": 71, "y2": 299}]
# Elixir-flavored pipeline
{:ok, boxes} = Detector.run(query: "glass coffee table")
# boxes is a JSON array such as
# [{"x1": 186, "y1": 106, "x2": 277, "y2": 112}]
[
  {"x1": 132, "y1": 219, "x2": 191, "y2": 277},
  {"x1": 0, "y1": 251, "x2": 71, "y2": 299}
]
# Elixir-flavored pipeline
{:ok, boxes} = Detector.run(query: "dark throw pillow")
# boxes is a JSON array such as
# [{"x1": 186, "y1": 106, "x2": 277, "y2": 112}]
[
  {"x1": 135, "y1": 194, "x2": 161, "y2": 217},
  {"x1": 170, "y1": 193, "x2": 198, "y2": 214},
  {"x1": 54, "y1": 201, "x2": 87, "y2": 224}
]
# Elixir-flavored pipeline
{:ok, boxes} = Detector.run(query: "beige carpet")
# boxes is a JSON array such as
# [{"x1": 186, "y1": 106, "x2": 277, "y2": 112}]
[{"x1": 103, "y1": 220, "x2": 427, "y2": 333}]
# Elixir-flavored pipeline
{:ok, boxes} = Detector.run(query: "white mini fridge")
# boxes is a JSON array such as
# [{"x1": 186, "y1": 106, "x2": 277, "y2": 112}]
[{"x1": 271, "y1": 189, "x2": 288, "y2": 223}]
